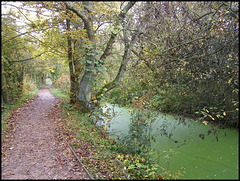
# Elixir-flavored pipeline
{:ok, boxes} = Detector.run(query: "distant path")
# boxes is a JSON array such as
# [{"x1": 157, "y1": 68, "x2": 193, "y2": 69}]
[{"x1": 1, "y1": 84, "x2": 89, "y2": 179}]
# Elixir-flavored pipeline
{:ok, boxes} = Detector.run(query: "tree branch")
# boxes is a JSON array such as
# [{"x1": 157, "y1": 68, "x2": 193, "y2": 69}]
[
  {"x1": 94, "y1": 21, "x2": 113, "y2": 33},
  {"x1": 99, "y1": 1, "x2": 136, "y2": 62},
  {"x1": 64, "y1": 1, "x2": 136, "y2": 64},
  {"x1": 161, "y1": 36, "x2": 206, "y2": 54},
  {"x1": 64, "y1": 2, "x2": 88, "y2": 26},
  {"x1": 10, "y1": 51, "x2": 46, "y2": 63},
  {"x1": 97, "y1": 26, "x2": 140, "y2": 96},
  {"x1": 64, "y1": 1, "x2": 95, "y2": 42},
  {"x1": 2, "y1": 26, "x2": 53, "y2": 44},
  {"x1": 5, "y1": 3, "x2": 37, "y2": 26}
]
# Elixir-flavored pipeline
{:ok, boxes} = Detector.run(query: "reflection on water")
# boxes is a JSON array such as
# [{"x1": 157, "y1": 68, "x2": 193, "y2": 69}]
[{"x1": 99, "y1": 103, "x2": 239, "y2": 179}]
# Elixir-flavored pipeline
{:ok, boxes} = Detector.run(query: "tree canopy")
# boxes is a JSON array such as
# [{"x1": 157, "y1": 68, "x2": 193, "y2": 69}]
[{"x1": 1, "y1": 1, "x2": 238, "y2": 128}]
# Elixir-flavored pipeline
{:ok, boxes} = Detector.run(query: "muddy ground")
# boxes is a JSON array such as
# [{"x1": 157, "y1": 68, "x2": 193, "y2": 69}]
[{"x1": 1, "y1": 85, "x2": 89, "y2": 179}]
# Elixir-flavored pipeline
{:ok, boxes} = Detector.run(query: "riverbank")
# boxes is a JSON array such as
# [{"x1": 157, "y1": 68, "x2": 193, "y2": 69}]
[
  {"x1": 101, "y1": 103, "x2": 239, "y2": 179},
  {"x1": 107, "y1": 101, "x2": 239, "y2": 132}
]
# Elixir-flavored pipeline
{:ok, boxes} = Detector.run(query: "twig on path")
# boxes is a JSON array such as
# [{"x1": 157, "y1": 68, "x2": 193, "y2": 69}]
[{"x1": 59, "y1": 131, "x2": 94, "y2": 180}]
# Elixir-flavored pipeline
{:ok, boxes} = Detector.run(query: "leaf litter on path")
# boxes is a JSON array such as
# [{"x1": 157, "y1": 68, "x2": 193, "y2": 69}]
[{"x1": 1, "y1": 85, "x2": 89, "y2": 179}]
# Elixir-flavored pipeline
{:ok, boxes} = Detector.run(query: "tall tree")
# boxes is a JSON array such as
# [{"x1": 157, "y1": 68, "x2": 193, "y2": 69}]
[{"x1": 64, "y1": 1, "x2": 136, "y2": 112}]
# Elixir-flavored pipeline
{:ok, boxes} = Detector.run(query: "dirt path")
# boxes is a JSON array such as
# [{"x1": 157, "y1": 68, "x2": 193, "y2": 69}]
[{"x1": 1, "y1": 85, "x2": 89, "y2": 179}]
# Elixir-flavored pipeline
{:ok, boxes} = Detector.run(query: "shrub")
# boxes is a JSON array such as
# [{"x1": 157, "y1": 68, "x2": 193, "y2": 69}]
[
  {"x1": 53, "y1": 73, "x2": 70, "y2": 94},
  {"x1": 22, "y1": 76, "x2": 37, "y2": 95}
]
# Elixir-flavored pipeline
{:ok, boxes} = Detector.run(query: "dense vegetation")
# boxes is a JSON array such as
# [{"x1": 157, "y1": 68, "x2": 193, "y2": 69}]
[
  {"x1": 105, "y1": 2, "x2": 239, "y2": 128},
  {"x1": 1, "y1": 1, "x2": 239, "y2": 179}
]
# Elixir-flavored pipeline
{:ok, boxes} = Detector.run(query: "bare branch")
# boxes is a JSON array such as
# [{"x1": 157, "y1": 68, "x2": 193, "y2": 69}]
[
  {"x1": 4, "y1": 3, "x2": 37, "y2": 26},
  {"x1": 94, "y1": 21, "x2": 113, "y2": 33}
]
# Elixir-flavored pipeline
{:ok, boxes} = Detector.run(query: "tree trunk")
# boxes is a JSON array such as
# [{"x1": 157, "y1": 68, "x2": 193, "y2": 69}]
[
  {"x1": 77, "y1": 61, "x2": 95, "y2": 112},
  {"x1": 66, "y1": 15, "x2": 78, "y2": 104},
  {"x1": 1, "y1": 60, "x2": 10, "y2": 105},
  {"x1": 41, "y1": 72, "x2": 46, "y2": 84}
]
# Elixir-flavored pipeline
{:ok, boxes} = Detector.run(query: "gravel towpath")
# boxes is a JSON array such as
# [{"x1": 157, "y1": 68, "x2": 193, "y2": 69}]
[{"x1": 1, "y1": 85, "x2": 89, "y2": 179}]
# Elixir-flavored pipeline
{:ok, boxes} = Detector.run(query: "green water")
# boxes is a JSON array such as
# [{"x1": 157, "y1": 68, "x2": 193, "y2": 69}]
[{"x1": 101, "y1": 104, "x2": 239, "y2": 179}]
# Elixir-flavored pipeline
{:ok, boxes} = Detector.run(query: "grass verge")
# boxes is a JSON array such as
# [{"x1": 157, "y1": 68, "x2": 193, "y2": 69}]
[{"x1": 49, "y1": 86, "x2": 70, "y2": 103}]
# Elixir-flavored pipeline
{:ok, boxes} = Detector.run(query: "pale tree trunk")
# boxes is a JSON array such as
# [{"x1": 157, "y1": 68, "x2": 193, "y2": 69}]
[{"x1": 65, "y1": 2, "x2": 96, "y2": 111}]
